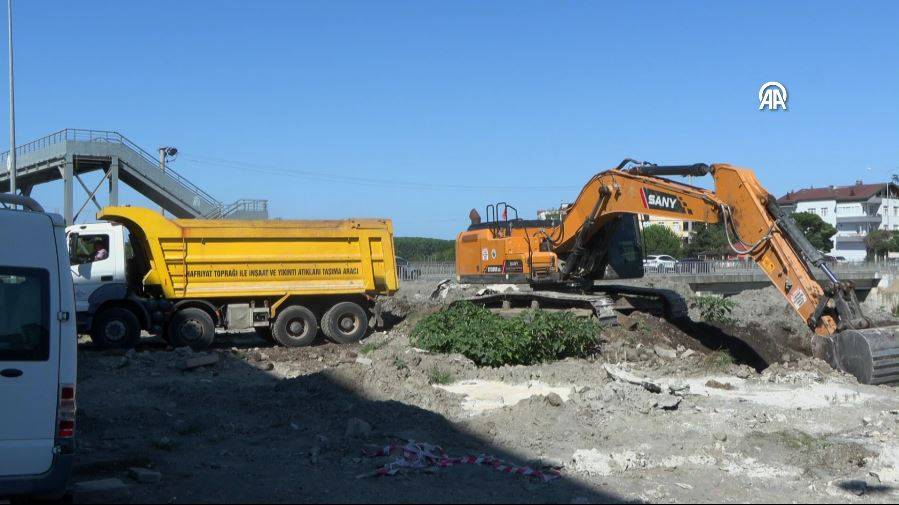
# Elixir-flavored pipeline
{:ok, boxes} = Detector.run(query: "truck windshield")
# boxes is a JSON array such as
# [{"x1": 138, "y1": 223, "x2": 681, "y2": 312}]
[{"x1": 0, "y1": 267, "x2": 50, "y2": 361}]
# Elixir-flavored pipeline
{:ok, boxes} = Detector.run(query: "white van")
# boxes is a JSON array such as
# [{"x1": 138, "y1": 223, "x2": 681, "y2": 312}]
[{"x1": 0, "y1": 195, "x2": 77, "y2": 500}]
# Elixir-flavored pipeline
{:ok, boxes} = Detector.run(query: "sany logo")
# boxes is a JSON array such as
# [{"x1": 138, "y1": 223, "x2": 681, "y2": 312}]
[
  {"x1": 759, "y1": 82, "x2": 788, "y2": 111},
  {"x1": 648, "y1": 194, "x2": 679, "y2": 209},
  {"x1": 641, "y1": 188, "x2": 685, "y2": 213}
]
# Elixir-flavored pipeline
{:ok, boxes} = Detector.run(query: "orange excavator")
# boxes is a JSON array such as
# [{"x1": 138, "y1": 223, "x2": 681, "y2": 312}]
[{"x1": 456, "y1": 159, "x2": 899, "y2": 385}]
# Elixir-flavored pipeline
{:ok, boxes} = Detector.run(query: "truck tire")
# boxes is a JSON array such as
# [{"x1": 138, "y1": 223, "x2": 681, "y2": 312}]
[
  {"x1": 168, "y1": 308, "x2": 216, "y2": 351},
  {"x1": 91, "y1": 307, "x2": 141, "y2": 349},
  {"x1": 272, "y1": 305, "x2": 318, "y2": 347},
  {"x1": 321, "y1": 302, "x2": 369, "y2": 344}
]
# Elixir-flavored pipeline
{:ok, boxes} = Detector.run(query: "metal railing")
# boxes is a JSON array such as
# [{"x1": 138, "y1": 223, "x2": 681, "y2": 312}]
[
  {"x1": 643, "y1": 260, "x2": 760, "y2": 276},
  {"x1": 71, "y1": 129, "x2": 222, "y2": 213},
  {"x1": 215, "y1": 199, "x2": 269, "y2": 219},
  {"x1": 397, "y1": 261, "x2": 455, "y2": 281},
  {"x1": 398, "y1": 259, "x2": 894, "y2": 282},
  {"x1": 643, "y1": 259, "x2": 889, "y2": 276},
  {"x1": 0, "y1": 128, "x2": 225, "y2": 216}
]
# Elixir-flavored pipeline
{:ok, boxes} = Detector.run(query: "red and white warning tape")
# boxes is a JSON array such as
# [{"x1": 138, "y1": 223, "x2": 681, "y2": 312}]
[{"x1": 357, "y1": 441, "x2": 561, "y2": 482}]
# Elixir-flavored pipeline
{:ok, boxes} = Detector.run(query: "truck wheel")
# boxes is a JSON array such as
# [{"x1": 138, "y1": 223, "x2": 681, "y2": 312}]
[
  {"x1": 91, "y1": 307, "x2": 141, "y2": 349},
  {"x1": 168, "y1": 308, "x2": 216, "y2": 351},
  {"x1": 272, "y1": 305, "x2": 318, "y2": 347},
  {"x1": 322, "y1": 302, "x2": 368, "y2": 344}
]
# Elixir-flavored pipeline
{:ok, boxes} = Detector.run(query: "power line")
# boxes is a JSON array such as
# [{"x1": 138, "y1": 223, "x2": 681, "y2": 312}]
[{"x1": 181, "y1": 153, "x2": 583, "y2": 192}]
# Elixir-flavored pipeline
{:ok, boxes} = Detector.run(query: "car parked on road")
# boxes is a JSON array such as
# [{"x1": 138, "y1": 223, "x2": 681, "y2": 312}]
[
  {"x1": 643, "y1": 254, "x2": 678, "y2": 272},
  {"x1": 0, "y1": 195, "x2": 77, "y2": 501}
]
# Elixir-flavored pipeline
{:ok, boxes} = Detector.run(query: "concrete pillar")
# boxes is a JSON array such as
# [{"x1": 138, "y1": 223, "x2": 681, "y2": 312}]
[
  {"x1": 108, "y1": 156, "x2": 119, "y2": 206},
  {"x1": 63, "y1": 155, "x2": 73, "y2": 225}
]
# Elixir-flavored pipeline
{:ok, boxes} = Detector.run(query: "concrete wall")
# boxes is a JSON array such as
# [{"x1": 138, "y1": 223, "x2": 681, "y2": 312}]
[{"x1": 865, "y1": 273, "x2": 899, "y2": 311}]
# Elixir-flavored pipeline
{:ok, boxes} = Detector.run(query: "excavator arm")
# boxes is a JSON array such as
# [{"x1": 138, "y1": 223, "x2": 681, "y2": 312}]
[{"x1": 553, "y1": 163, "x2": 846, "y2": 335}]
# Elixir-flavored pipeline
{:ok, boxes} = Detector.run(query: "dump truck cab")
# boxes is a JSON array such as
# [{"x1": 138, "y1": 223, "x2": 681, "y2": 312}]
[{"x1": 67, "y1": 222, "x2": 129, "y2": 327}]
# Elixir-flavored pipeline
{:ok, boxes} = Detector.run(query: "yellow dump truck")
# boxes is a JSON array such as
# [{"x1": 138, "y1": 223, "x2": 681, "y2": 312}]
[{"x1": 67, "y1": 206, "x2": 398, "y2": 350}]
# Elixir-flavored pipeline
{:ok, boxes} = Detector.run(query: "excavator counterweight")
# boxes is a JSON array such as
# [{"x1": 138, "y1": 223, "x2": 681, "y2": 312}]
[{"x1": 455, "y1": 160, "x2": 899, "y2": 385}]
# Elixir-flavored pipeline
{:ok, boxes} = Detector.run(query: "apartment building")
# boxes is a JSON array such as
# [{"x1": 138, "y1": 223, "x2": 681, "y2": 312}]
[
  {"x1": 638, "y1": 214, "x2": 695, "y2": 242},
  {"x1": 777, "y1": 180, "x2": 899, "y2": 261}
]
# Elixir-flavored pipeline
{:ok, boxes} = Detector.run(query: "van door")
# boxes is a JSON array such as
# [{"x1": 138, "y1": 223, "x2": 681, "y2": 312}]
[
  {"x1": 69, "y1": 231, "x2": 115, "y2": 313},
  {"x1": 0, "y1": 211, "x2": 60, "y2": 476}
]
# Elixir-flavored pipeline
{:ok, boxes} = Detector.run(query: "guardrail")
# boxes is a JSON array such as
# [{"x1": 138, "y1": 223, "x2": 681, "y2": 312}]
[{"x1": 398, "y1": 259, "x2": 894, "y2": 282}]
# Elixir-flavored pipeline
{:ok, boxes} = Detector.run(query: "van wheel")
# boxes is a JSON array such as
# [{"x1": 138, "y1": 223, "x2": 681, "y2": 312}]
[
  {"x1": 272, "y1": 305, "x2": 318, "y2": 347},
  {"x1": 322, "y1": 302, "x2": 368, "y2": 344},
  {"x1": 168, "y1": 308, "x2": 216, "y2": 351},
  {"x1": 91, "y1": 307, "x2": 141, "y2": 349}
]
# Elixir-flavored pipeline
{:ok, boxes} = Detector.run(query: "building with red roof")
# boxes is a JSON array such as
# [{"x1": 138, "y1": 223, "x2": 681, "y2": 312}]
[{"x1": 777, "y1": 180, "x2": 899, "y2": 261}]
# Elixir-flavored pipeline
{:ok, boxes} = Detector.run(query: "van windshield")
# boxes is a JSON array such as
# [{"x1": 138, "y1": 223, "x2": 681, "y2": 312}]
[{"x1": 0, "y1": 267, "x2": 50, "y2": 361}]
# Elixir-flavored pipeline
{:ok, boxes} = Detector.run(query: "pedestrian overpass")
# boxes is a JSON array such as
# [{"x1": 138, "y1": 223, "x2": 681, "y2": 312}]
[{"x1": 0, "y1": 129, "x2": 268, "y2": 224}]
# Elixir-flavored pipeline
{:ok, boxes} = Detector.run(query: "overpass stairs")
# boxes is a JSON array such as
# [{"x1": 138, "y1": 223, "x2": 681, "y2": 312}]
[{"x1": 0, "y1": 129, "x2": 268, "y2": 224}]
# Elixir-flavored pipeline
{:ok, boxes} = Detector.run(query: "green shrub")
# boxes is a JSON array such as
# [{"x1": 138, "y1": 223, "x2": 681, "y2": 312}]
[
  {"x1": 428, "y1": 367, "x2": 454, "y2": 385},
  {"x1": 703, "y1": 350, "x2": 735, "y2": 371},
  {"x1": 410, "y1": 302, "x2": 601, "y2": 367},
  {"x1": 694, "y1": 295, "x2": 736, "y2": 324},
  {"x1": 359, "y1": 341, "x2": 384, "y2": 355}
]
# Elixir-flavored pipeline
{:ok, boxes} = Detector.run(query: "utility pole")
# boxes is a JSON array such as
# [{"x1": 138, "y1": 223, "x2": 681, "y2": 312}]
[
  {"x1": 6, "y1": 0, "x2": 14, "y2": 195},
  {"x1": 158, "y1": 146, "x2": 177, "y2": 216},
  {"x1": 158, "y1": 147, "x2": 167, "y2": 216}
]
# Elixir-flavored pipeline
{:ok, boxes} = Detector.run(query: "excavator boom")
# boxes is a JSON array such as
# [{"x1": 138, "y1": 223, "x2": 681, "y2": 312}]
[{"x1": 456, "y1": 160, "x2": 899, "y2": 385}]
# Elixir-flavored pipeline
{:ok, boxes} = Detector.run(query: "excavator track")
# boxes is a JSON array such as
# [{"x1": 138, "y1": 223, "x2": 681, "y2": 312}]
[
  {"x1": 456, "y1": 290, "x2": 618, "y2": 324},
  {"x1": 453, "y1": 284, "x2": 688, "y2": 325},
  {"x1": 589, "y1": 284, "x2": 689, "y2": 320}
]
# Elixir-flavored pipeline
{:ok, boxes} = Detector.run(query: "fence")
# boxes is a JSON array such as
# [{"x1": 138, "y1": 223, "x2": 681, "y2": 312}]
[
  {"x1": 397, "y1": 261, "x2": 455, "y2": 281},
  {"x1": 398, "y1": 259, "x2": 894, "y2": 281}
]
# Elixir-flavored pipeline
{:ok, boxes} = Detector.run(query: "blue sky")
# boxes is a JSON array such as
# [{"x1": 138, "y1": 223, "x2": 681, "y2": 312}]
[{"x1": 5, "y1": 1, "x2": 899, "y2": 237}]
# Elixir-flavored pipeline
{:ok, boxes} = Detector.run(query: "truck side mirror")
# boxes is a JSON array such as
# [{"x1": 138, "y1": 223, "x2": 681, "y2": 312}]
[{"x1": 67, "y1": 233, "x2": 79, "y2": 265}]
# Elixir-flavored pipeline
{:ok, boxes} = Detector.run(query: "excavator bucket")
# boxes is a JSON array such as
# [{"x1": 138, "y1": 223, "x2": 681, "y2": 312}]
[{"x1": 822, "y1": 327, "x2": 899, "y2": 385}]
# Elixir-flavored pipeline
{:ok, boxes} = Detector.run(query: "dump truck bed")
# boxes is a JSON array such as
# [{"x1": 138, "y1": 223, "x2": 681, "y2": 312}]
[{"x1": 98, "y1": 207, "x2": 398, "y2": 300}]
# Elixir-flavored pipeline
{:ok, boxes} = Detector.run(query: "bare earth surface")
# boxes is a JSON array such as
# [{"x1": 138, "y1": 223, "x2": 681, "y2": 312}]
[{"x1": 70, "y1": 281, "x2": 899, "y2": 503}]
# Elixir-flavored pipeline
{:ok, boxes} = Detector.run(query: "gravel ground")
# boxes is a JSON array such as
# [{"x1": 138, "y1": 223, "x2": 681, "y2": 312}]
[{"x1": 68, "y1": 281, "x2": 899, "y2": 503}]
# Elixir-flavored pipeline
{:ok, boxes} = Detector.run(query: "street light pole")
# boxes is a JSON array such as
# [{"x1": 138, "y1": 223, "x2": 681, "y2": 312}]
[{"x1": 6, "y1": 0, "x2": 15, "y2": 196}]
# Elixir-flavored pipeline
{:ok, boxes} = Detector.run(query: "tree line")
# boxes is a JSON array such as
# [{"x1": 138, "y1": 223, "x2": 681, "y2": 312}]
[{"x1": 394, "y1": 237, "x2": 455, "y2": 261}]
